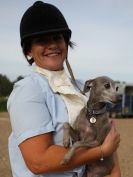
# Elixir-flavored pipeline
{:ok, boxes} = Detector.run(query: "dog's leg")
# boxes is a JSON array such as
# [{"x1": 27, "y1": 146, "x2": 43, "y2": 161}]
[
  {"x1": 61, "y1": 140, "x2": 99, "y2": 165},
  {"x1": 63, "y1": 122, "x2": 71, "y2": 148},
  {"x1": 63, "y1": 122, "x2": 80, "y2": 148}
]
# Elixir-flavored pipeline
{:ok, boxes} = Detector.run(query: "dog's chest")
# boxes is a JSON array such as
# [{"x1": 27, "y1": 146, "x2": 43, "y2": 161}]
[{"x1": 76, "y1": 113, "x2": 109, "y2": 141}]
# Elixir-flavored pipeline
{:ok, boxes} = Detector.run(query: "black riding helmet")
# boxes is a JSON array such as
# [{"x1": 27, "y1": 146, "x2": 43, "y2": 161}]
[{"x1": 20, "y1": 1, "x2": 72, "y2": 46}]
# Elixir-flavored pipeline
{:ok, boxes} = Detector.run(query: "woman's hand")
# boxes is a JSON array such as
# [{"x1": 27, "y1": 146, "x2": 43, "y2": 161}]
[{"x1": 102, "y1": 120, "x2": 120, "y2": 157}]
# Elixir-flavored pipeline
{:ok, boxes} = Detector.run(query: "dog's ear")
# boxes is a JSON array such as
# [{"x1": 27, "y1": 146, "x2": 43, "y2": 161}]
[{"x1": 83, "y1": 79, "x2": 94, "y2": 93}]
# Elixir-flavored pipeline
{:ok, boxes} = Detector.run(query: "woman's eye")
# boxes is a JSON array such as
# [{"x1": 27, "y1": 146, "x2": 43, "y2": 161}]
[
  {"x1": 53, "y1": 35, "x2": 63, "y2": 41},
  {"x1": 32, "y1": 37, "x2": 49, "y2": 44},
  {"x1": 32, "y1": 34, "x2": 63, "y2": 45}
]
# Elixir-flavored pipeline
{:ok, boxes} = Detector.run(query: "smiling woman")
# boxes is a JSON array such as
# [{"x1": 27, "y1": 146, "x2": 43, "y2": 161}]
[
  {"x1": 7, "y1": 1, "x2": 121, "y2": 177},
  {"x1": 27, "y1": 33, "x2": 67, "y2": 71}
]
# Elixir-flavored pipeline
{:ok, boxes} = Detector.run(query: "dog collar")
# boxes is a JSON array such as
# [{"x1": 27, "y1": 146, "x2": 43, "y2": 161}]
[{"x1": 86, "y1": 105, "x2": 107, "y2": 124}]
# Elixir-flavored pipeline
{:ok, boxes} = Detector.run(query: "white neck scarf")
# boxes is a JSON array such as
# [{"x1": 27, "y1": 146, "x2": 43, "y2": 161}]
[{"x1": 35, "y1": 66, "x2": 87, "y2": 126}]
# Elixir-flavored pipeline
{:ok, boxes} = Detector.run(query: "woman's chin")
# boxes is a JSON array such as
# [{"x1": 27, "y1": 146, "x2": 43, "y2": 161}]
[
  {"x1": 40, "y1": 64, "x2": 64, "y2": 71},
  {"x1": 50, "y1": 65, "x2": 64, "y2": 71}
]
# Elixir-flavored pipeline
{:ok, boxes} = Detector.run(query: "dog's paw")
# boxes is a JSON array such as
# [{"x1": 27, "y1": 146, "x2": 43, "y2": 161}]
[
  {"x1": 60, "y1": 153, "x2": 71, "y2": 165},
  {"x1": 60, "y1": 158, "x2": 69, "y2": 165},
  {"x1": 63, "y1": 139, "x2": 70, "y2": 148}
]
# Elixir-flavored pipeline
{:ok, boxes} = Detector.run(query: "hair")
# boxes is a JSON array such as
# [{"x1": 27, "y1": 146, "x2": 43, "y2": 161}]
[{"x1": 22, "y1": 33, "x2": 74, "y2": 65}]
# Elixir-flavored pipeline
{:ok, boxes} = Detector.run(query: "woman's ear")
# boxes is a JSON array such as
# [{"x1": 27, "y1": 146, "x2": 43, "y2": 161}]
[
  {"x1": 26, "y1": 51, "x2": 33, "y2": 60},
  {"x1": 83, "y1": 79, "x2": 94, "y2": 93},
  {"x1": 27, "y1": 55, "x2": 32, "y2": 60}
]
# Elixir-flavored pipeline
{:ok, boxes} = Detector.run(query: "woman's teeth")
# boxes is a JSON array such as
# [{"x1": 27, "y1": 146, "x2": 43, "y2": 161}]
[{"x1": 47, "y1": 53, "x2": 59, "y2": 57}]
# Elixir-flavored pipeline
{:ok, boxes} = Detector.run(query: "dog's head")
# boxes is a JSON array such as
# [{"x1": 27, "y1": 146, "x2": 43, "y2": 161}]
[{"x1": 83, "y1": 76, "x2": 121, "y2": 104}]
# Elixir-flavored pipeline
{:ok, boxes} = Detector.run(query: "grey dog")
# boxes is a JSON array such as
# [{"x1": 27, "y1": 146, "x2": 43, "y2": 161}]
[{"x1": 61, "y1": 76, "x2": 121, "y2": 177}]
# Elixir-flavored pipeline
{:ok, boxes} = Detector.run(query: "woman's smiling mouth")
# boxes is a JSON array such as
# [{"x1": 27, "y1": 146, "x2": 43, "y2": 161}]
[
  {"x1": 45, "y1": 53, "x2": 60, "y2": 57},
  {"x1": 44, "y1": 50, "x2": 61, "y2": 57}
]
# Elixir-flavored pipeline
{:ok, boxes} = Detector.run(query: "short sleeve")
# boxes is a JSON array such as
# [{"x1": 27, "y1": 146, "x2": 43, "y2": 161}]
[{"x1": 7, "y1": 77, "x2": 55, "y2": 145}]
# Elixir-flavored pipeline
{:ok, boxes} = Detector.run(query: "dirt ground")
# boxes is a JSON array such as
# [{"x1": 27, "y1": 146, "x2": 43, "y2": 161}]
[{"x1": 0, "y1": 112, "x2": 133, "y2": 177}]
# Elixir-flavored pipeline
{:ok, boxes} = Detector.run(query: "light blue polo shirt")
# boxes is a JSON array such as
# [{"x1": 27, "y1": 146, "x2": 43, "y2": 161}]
[{"x1": 7, "y1": 71, "x2": 85, "y2": 177}]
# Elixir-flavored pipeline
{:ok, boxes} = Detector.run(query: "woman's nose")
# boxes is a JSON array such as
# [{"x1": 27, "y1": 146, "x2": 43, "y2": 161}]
[{"x1": 47, "y1": 41, "x2": 58, "y2": 50}]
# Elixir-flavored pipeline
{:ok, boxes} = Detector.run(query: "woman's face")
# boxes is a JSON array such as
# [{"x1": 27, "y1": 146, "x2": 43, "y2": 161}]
[{"x1": 28, "y1": 34, "x2": 67, "y2": 70}]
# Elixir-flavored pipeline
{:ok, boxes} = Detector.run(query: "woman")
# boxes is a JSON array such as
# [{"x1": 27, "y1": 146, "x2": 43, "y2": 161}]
[{"x1": 7, "y1": 1, "x2": 121, "y2": 177}]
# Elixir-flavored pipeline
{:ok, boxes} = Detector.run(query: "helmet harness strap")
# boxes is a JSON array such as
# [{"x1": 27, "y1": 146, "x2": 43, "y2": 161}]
[{"x1": 65, "y1": 56, "x2": 85, "y2": 95}]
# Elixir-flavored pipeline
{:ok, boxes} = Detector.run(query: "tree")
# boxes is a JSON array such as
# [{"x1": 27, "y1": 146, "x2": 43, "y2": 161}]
[
  {"x1": 13, "y1": 76, "x2": 24, "y2": 83},
  {"x1": 0, "y1": 74, "x2": 13, "y2": 97}
]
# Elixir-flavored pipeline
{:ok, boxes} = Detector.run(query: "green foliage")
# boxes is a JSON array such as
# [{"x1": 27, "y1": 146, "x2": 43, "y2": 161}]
[
  {"x1": 13, "y1": 76, "x2": 24, "y2": 84},
  {"x1": 0, "y1": 74, "x2": 24, "y2": 97},
  {"x1": 0, "y1": 74, "x2": 13, "y2": 97},
  {"x1": 0, "y1": 97, "x2": 7, "y2": 112},
  {"x1": 0, "y1": 74, "x2": 24, "y2": 112}
]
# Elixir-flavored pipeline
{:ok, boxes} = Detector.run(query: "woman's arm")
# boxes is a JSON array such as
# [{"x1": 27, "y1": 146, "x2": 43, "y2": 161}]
[
  {"x1": 109, "y1": 152, "x2": 121, "y2": 177},
  {"x1": 19, "y1": 124, "x2": 120, "y2": 175}
]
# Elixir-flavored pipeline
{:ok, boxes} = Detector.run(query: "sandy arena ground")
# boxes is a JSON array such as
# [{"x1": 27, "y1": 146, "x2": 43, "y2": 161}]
[{"x1": 0, "y1": 112, "x2": 133, "y2": 177}]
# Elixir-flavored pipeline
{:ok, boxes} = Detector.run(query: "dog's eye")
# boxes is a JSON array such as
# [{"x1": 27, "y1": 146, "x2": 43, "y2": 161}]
[
  {"x1": 104, "y1": 83, "x2": 110, "y2": 89},
  {"x1": 116, "y1": 86, "x2": 119, "y2": 91}
]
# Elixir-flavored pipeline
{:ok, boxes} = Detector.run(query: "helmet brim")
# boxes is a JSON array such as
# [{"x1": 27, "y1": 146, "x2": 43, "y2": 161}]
[{"x1": 21, "y1": 28, "x2": 71, "y2": 46}]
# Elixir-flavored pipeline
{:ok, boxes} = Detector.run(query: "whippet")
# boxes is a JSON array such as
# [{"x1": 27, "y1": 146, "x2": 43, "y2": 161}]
[{"x1": 61, "y1": 76, "x2": 121, "y2": 177}]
